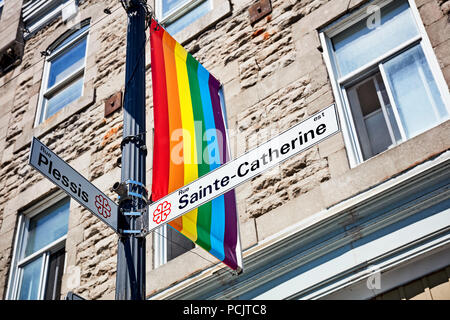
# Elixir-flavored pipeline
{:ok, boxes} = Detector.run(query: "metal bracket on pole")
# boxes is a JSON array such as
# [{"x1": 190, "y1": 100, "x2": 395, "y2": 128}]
[
  {"x1": 119, "y1": 206, "x2": 149, "y2": 237},
  {"x1": 120, "y1": 0, "x2": 140, "y2": 13},
  {"x1": 114, "y1": 179, "x2": 149, "y2": 237},
  {"x1": 116, "y1": 179, "x2": 149, "y2": 205}
]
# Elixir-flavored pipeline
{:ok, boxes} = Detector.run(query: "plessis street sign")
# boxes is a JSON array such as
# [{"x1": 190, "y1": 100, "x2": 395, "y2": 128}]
[
  {"x1": 29, "y1": 137, "x2": 119, "y2": 233},
  {"x1": 148, "y1": 104, "x2": 340, "y2": 232}
]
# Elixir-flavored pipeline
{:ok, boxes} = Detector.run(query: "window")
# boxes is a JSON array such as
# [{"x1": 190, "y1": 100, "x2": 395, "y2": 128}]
[
  {"x1": 36, "y1": 21, "x2": 89, "y2": 125},
  {"x1": 6, "y1": 193, "x2": 70, "y2": 300},
  {"x1": 154, "y1": 224, "x2": 195, "y2": 267},
  {"x1": 321, "y1": 0, "x2": 450, "y2": 165},
  {"x1": 0, "y1": 0, "x2": 4, "y2": 19},
  {"x1": 23, "y1": 0, "x2": 78, "y2": 37},
  {"x1": 157, "y1": 0, "x2": 212, "y2": 35}
]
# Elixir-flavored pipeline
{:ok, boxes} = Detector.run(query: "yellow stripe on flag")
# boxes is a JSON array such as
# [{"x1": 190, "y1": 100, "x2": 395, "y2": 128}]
[{"x1": 174, "y1": 42, "x2": 198, "y2": 241}]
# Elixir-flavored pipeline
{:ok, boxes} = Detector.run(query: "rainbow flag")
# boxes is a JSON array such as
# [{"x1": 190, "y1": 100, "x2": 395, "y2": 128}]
[{"x1": 149, "y1": 20, "x2": 242, "y2": 271}]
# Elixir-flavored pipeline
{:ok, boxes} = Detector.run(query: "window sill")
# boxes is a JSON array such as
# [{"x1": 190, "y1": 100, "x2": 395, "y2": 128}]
[
  {"x1": 14, "y1": 84, "x2": 95, "y2": 153},
  {"x1": 347, "y1": 114, "x2": 450, "y2": 170}
]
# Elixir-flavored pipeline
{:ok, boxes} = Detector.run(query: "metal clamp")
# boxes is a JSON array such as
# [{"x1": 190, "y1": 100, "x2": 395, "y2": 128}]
[
  {"x1": 114, "y1": 180, "x2": 149, "y2": 206},
  {"x1": 120, "y1": 134, "x2": 147, "y2": 156},
  {"x1": 119, "y1": 206, "x2": 149, "y2": 237},
  {"x1": 113, "y1": 179, "x2": 149, "y2": 237},
  {"x1": 122, "y1": 230, "x2": 141, "y2": 234},
  {"x1": 123, "y1": 211, "x2": 142, "y2": 217}
]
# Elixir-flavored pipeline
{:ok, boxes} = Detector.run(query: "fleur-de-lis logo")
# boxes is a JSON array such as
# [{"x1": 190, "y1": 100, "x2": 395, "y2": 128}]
[
  {"x1": 153, "y1": 201, "x2": 171, "y2": 224},
  {"x1": 95, "y1": 194, "x2": 111, "y2": 218}
]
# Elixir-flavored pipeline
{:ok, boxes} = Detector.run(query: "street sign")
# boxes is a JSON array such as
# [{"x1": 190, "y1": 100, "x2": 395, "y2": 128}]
[
  {"x1": 29, "y1": 137, "x2": 119, "y2": 233},
  {"x1": 148, "y1": 104, "x2": 340, "y2": 232}
]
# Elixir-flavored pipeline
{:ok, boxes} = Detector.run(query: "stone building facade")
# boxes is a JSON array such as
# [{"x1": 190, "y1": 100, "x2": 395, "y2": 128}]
[{"x1": 0, "y1": 0, "x2": 449, "y2": 300}]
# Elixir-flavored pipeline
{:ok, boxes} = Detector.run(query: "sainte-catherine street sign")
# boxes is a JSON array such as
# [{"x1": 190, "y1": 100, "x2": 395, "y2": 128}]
[
  {"x1": 29, "y1": 137, "x2": 119, "y2": 233},
  {"x1": 147, "y1": 104, "x2": 340, "y2": 232}
]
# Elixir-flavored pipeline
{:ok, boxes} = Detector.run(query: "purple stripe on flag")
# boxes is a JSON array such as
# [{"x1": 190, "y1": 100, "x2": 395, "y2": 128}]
[
  {"x1": 222, "y1": 190, "x2": 238, "y2": 269},
  {"x1": 209, "y1": 76, "x2": 229, "y2": 163},
  {"x1": 209, "y1": 75, "x2": 238, "y2": 269}
]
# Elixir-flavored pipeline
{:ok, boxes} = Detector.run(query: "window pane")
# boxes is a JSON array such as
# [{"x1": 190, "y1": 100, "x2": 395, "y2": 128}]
[
  {"x1": 43, "y1": 76, "x2": 83, "y2": 121},
  {"x1": 348, "y1": 76, "x2": 393, "y2": 159},
  {"x1": 356, "y1": 78, "x2": 382, "y2": 116},
  {"x1": 332, "y1": 0, "x2": 418, "y2": 77},
  {"x1": 364, "y1": 109, "x2": 392, "y2": 156},
  {"x1": 167, "y1": 225, "x2": 195, "y2": 261},
  {"x1": 162, "y1": 0, "x2": 190, "y2": 17},
  {"x1": 166, "y1": 0, "x2": 210, "y2": 35},
  {"x1": 54, "y1": 24, "x2": 90, "y2": 51},
  {"x1": 383, "y1": 45, "x2": 448, "y2": 138},
  {"x1": 25, "y1": 199, "x2": 70, "y2": 257},
  {"x1": 44, "y1": 248, "x2": 65, "y2": 300},
  {"x1": 17, "y1": 256, "x2": 43, "y2": 300},
  {"x1": 48, "y1": 37, "x2": 87, "y2": 88}
]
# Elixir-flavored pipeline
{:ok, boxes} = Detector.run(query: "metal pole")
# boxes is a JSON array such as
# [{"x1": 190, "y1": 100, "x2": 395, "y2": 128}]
[{"x1": 116, "y1": 0, "x2": 147, "y2": 300}]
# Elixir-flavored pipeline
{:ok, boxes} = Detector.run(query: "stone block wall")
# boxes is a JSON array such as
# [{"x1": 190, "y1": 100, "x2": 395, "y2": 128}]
[
  {"x1": 0, "y1": 0, "x2": 448, "y2": 299},
  {"x1": 418, "y1": 0, "x2": 450, "y2": 85}
]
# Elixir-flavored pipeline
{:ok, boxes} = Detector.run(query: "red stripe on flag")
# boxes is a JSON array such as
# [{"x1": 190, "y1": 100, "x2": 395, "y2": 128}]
[{"x1": 150, "y1": 20, "x2": 170, "y2": 201}]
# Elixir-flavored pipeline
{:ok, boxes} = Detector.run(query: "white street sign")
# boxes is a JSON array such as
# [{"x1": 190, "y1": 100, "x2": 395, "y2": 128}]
[
  {"x1": 148, "y1": 104, "x2": 340, "y2": 232},
  {"x1": 29, "y1": 137, "x2": 119, "y2": 233}
]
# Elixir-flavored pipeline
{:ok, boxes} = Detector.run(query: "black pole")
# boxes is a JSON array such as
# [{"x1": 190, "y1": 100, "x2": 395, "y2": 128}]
[{"x1": 116, "y1": 0, "x2": 147, "y2": 300}]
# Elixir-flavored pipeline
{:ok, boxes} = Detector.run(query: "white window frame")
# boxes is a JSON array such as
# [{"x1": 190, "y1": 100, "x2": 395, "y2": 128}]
[
  {"x1": 34, "y1": 21, "x2": 89, "y2": 127},
  {"x1": 320, "y1": 0, "x2": 450, "y2": 168},
  {"x1": 154, "y1": 225, "x2": 168, "y2": 268},
  {"x1": 6, "y1": 191, "x2": 69, "y2": 300}
]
